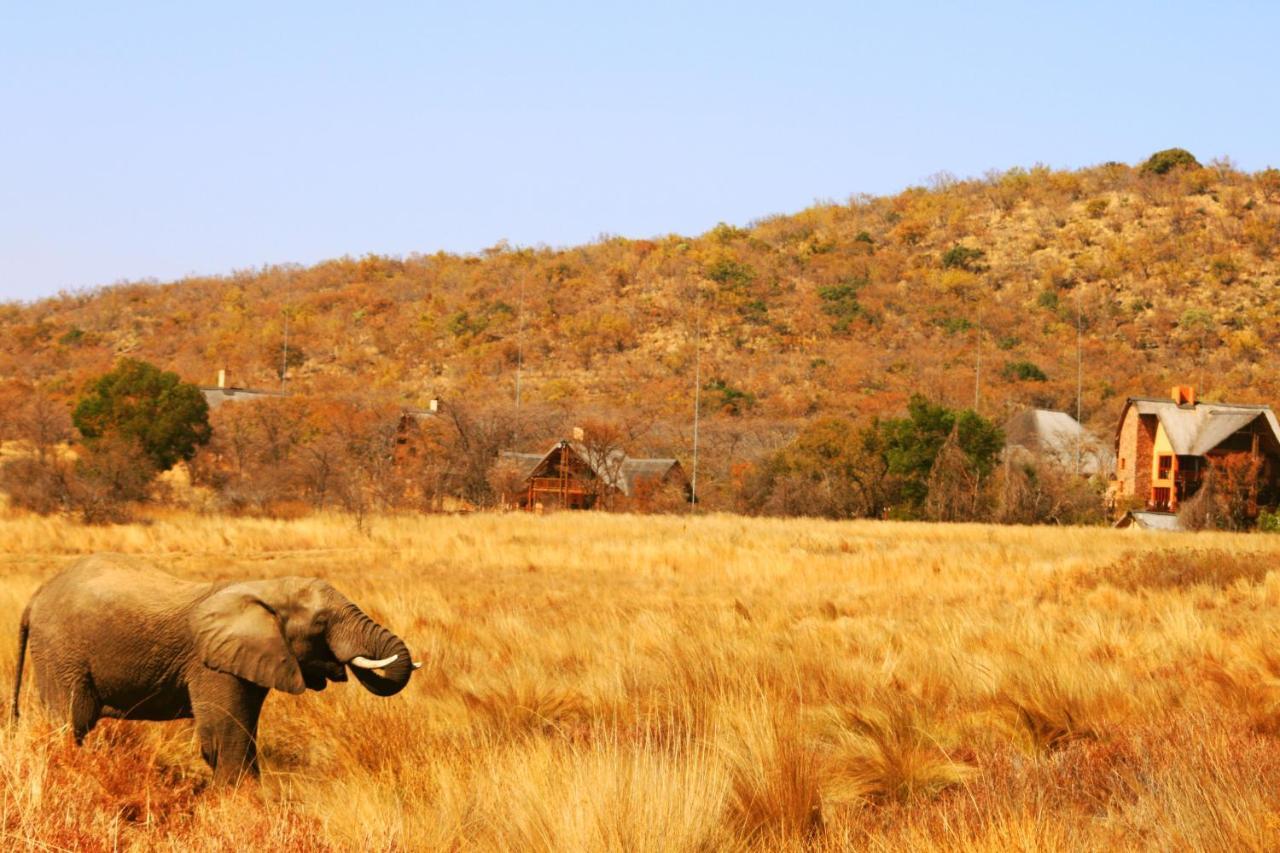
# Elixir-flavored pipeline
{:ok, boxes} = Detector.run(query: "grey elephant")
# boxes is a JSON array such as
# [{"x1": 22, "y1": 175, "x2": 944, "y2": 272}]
[{"x1": 11, "y1": 553, "x2": 419, "y2": 785}]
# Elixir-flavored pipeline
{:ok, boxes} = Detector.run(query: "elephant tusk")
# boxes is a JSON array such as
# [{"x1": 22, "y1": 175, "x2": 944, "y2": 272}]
[
  {"x1": 350, "y1": 654, "x2": 399, "y2": 669},
  {"x1": 412, "y1": 661, "x2": 423, "y2": 670}
]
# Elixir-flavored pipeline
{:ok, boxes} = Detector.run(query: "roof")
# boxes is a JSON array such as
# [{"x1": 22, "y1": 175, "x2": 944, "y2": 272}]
[
  {"x1": 1114, "y1": 510, "x2": 1184, "y2": 531},
  {"x1": 500, "y1": 441, "x2": 685, "y2": 496},
  {"x1": 200, "y1": 386, "x2": 288, "y2": 409},
  {"x1": 1120, "y1": 397, "x2": 1280, "y2": 456},
  {"x1": 1004, "y1": 408, "x2": 1106, "y2": 475},
  {"x1": 498, "y1": 452, "x2": 546, "y2": 481}
]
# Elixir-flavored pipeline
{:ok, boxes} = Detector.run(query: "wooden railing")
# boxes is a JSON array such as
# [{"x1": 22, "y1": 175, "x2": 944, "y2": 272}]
[{"x1": 528, "y1": 477, "x2": 590, "y2": 495}]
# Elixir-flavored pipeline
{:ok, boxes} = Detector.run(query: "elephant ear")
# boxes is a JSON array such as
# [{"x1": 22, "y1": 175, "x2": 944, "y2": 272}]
[{"x1": 191, "y1": 586, "x2": 305, "y2": 695}]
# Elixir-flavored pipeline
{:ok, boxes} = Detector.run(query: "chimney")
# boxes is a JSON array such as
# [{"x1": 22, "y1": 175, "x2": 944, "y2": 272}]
[
  {"x1": 572, "y1": 426, "x2": 585, "y2": 442},
  {"x1": 217, "y1": 369, "x2": 226, "y2": 389},
  {"x1": 1172, "y1": 385, "x2": 1195, "y2": 407}
]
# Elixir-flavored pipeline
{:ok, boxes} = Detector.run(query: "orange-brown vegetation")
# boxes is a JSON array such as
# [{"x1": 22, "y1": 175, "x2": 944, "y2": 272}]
[
  {"x1": 4, "y1": 157, "x2": 1280, "y2": 509},
  {"x1": 5, "y1": 512, "x2": 1280, "y2": 849}
]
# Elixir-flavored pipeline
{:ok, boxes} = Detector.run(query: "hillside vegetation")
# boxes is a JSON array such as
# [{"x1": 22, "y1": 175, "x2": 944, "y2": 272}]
[
  {"x1": 6, "y1": 512, "x2": 1280, "y2": 849},
  {"x1": 5, "y1": 153, "x2": 1280, "y2": 508}
]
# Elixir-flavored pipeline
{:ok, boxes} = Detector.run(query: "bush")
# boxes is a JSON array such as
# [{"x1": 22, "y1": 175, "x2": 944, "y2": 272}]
[
  {"x1": 1179, "y1": 455, "x2": 1261, "y2": 531},
  {"x1": 73, "y1": 435, "x2": 155, "y2": 523},
  {"x1": 0, "y1": 456, "x2": 74, "y2": 515},
  {"x1": 817, "y1": 278, "x2": 868, "y2": 332},
  {"x1": 994, "y1": 458, "x2": 1105, "y2": 525},
  {"x1": 0, "y1": 435, "x2": 152, "y2": 523},
  {"x1": 1002, "y1": 361, "x2": 1048, "y2": 382},
  {"x1": 704, "y1": 378, "x2": 755, "y2": 416},
  {"x1": 940, "y1": 244, "x2": 987, "y2": 271},
  {"x1": 1140, "y1": 148, "x2": 1201, "y2": 176}
]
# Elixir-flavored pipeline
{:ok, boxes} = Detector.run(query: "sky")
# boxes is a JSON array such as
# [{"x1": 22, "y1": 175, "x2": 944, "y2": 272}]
[{"x1": 2, "y1": 1, "x2": 1278, "y2": 302}]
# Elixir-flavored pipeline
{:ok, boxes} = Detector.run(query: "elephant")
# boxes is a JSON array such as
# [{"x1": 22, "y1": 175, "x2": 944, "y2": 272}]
[{"x1": 10, "y1": 553, "x2": 419, "y2": 785}]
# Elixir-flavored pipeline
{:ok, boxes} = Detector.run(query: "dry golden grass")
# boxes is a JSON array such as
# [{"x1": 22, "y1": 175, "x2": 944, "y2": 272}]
[{"x1": 5, "y1": 511, "x2": 1280, "y2": 850}]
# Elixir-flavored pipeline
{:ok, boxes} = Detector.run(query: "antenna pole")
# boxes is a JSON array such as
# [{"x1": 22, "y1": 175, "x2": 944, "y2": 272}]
[
  {"x1": 1075, "y1": 286, "x2": 1083, "y2": 474},
  {"x1": 515, "y1": 271, "x2": 526, "y2": 410},
  {"x1": 691, "y1": 282, "x2": 701, "y2": 511},
  {"x1": 973, "y1": 304, "x2": 981, "y2": 412},
  {"x1": 280, "y1": 302, "x2": 290, "y2": 393}
]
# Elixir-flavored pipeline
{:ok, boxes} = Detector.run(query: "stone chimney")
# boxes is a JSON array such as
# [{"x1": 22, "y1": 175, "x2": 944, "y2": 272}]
[
  {"x1": 1172, "y1": 385, "x2": 1195, "y2": 407},
  {"x1": 217, "y1": 369, "x2": 227, "y2": 389}
]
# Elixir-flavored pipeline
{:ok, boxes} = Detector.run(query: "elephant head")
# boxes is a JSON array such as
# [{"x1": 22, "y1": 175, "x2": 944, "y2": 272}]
[{"x1": 190, "y1": 578, "x2": 417, "y2": 696}]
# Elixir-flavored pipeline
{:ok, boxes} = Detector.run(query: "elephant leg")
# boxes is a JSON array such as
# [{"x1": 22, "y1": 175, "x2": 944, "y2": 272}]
[
  {"x1": 189, "y1": 669, "x2": 268, "y2": 785},
  {"x1": 69, "y1": 676, "x2": 101, "y2": 745},
  {"x1": 33, "y1": 662, "x2": 99, "y2": 744}
]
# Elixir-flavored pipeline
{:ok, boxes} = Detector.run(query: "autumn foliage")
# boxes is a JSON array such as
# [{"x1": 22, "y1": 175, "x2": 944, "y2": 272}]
[{"x1": 3, "y1": 153, "x2": 1280, "y2": 514}]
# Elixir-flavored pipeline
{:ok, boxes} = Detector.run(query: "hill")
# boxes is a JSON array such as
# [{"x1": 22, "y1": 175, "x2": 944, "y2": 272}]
[{"x1": 4, "y1": 153, "x2": 1279, "y2": 508}]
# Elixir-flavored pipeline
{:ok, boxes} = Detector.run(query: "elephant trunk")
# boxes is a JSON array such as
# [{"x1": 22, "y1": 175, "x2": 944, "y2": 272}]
[{"x1": 327, "y1": 603, "x2": 413, "y2": 697}]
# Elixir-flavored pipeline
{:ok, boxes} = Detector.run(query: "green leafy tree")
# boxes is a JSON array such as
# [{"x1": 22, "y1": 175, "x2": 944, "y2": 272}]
[
  {"x1": 1140, "y1": 148, "x2": 1201, "y2": 176},
  {"x1": 73, "y1": 359, "x2": 212, "y2": 471},
  {"x1": 878, "y1": 396, "x2": 1003, "y2": 516}
]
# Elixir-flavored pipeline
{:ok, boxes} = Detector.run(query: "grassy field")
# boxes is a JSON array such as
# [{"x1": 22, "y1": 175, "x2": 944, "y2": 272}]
[{"x1": 4, "y1": 511, "x2": 1280, "y2": 851}]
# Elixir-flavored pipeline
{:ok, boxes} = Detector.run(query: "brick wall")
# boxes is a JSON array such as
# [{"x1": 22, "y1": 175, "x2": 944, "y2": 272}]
[{"x1": 1115, "y1": 406, "x2": 1156, "y2": 507}]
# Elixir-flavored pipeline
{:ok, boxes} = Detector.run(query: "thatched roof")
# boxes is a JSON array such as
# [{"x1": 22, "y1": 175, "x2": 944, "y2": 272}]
[
  {"x1": 1119, "y1": 397, "x2": 1280, "y2": 456},
  {"x1": 500, "y1": 441, "x2": 685, "y2": 497},
  {"x1": 1005, "y1": 408, "x2": 1107, "y2": 475}
]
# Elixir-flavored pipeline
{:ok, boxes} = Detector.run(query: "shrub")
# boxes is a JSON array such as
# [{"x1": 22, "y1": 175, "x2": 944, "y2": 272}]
[
  {"x1": 704, "y1": 378, "x2": 755, "y2": 416},
  {"x1": 704, "y1": 258, "x2": 756, "y2": 288},
  {"x1": 0, "y1": 456, "x2": 74, "y2": 515},
  {"x1": 817, "y1": 278, "x2": 868, "y2": 332},
  {"x1": 940, "y1": 244, "x2": 987, "y2": 271},
  {"x1": 1258, "y1": 509, "x2": 1280, "y2": 532},
  {"x1": 1179, "y1": 455, "x2": 1261, "y2": 531},
  {"x1": 1140, "y1": 148, "x2": 1201, "y2": 176},
  {"x1": 1002, "y1": 361, "x2": 1048, "y2": 382}
]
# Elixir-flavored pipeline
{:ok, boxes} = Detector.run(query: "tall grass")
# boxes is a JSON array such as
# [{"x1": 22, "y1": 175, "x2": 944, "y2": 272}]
[{"x1": 3, "y1": 511, "x2": 1280, "y2": 849}]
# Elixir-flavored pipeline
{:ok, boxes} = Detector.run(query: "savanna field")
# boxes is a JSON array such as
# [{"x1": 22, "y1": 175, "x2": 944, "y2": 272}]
[{"x1": 4, "y1": 511, "x2": 1280, "y2": 851}]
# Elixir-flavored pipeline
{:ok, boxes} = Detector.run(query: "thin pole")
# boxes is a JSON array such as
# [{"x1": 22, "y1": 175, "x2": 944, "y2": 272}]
[
  {"x1": 973, "y1": 305, "x2": 981, "y2": 412},
  {"x1": 691, "y1": 283, "x2": 701, "y2": 510},
  {"x1": 1076, "y1": 286, "x2": 1083, "y2": 474},
  {"x1": 280, "y1": 303, "x2": 290, "y2": 393},
  {"x1": 515, "y1": 271, "x2": 526, "y2": 410}
]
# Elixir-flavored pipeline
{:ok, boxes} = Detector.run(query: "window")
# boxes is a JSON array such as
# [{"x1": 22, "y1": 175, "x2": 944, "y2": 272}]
[
  {"x1": 1157, "y1": 454, "x2": 1173, "y2": 480},
  {"x1": 1119, "y1": 457, "x2": 1125, "y2": 470},
  {"x1": 1153, "y1": 486, "x2": 1171, "y2": 510}
]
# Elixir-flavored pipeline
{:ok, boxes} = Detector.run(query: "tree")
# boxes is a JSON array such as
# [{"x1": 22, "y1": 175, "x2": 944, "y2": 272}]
[
  {"x1": 878, "y1": 396, "x2": 1003, "y2": 517},
  {"x1": 1139, "y1": 148, "x2": 1201, "y2": 176},
  {"x1": 73, "y1": 359, "x2": 211, "y2": 471},
  {"x1": 1179, "y1": 455, "x2": 1262, "y2": 531},
  {"x1": 741, "y1": 417, "x2": 890, "y2": 519}
]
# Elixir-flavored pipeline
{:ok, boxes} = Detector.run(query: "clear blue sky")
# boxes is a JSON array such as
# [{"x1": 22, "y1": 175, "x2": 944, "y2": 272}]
[{"x1": 2, "y1": 1, "x2": 1277, "y2": 302}]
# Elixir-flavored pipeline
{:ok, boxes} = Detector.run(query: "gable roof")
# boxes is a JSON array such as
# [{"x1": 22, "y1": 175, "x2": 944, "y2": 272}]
[
  {"x1": 1119, "y1": 397, "x2": 1280, "y2": 456},
  {"x1": 1005, "y1": 408, "x2": 1106, "y2": 475},
  {"x1": 500, "y1": 441, "x2": 685, "y2": 497}
]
